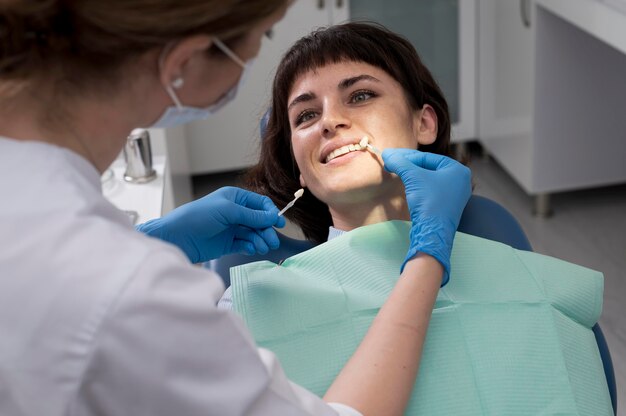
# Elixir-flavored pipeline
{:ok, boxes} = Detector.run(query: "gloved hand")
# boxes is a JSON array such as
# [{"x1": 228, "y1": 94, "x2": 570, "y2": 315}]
[
  {"x1": 382, "y1": 149, "x2": 471, "y2": 286},
  {"x1": 136, "y1": 186, "x2": 286, "y2": 263}
]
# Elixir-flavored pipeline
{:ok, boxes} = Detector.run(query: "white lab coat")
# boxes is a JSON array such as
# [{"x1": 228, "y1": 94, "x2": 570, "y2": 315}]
[{"x1": 0, "y1": 137, "x2": 361, "y2": 416}]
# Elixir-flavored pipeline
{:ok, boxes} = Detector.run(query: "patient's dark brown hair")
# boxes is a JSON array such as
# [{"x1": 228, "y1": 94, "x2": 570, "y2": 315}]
[{"x1": 245, "y1": 22, "x2": 452, "y2": 244}]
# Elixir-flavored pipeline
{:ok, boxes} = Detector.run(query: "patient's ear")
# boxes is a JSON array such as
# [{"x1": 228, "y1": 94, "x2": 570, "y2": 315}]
[
  {"x1": 412, "y1": 104, "x2": 438, "y2": 146},
  {"x1": 299, "y1": 174, "x2": 307, "y2": 188}
]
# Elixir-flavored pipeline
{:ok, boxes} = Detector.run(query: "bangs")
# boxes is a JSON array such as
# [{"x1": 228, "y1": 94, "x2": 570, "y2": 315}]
[{"x1": 278, "y1": 22, "x2": 413, "y2": 102}]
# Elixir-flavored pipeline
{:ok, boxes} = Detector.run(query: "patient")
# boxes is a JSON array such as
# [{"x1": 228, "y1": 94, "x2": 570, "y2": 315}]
[
  {"x1": 245, "y1": 22, "x2": 452, "y2": 246},
  {"x1": 218, "y1": 21, "x2": 454, "y2": 309}
]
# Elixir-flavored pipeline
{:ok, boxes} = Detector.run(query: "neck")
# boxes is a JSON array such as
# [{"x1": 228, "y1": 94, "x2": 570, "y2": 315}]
[
  {"x1": 0, "y1": 83, "x2": 152, "y2": 173},
  {"x1": 329, "y1": 181, "x2": 410, "y2": 231}
]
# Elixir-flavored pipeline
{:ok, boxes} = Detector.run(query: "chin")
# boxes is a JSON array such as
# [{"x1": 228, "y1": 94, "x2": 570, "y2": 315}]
[
  {"x1": 321, "y1": 177, "x2": 390, "y2": 205},
  {"x1": 305, "y1": 159, "x2": 396, "y2": 203}
]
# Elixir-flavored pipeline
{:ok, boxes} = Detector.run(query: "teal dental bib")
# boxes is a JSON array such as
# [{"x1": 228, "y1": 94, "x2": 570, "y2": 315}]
[{"x1": 230, "y1": 221, "x2": 611, "y2": 415}]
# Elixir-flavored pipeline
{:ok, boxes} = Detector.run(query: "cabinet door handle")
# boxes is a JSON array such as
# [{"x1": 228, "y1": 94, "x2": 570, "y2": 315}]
[
  {"x1": 520, "y1": 0, "x2": 531, "y2": 28},
  {"x1": 318, "y1": 0, "x2": 325, "y2": 9}
]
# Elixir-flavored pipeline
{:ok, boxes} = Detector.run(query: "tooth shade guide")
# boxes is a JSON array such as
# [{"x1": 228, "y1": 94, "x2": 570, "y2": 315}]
[
  {"x1": 358, "y1": 135, "x2": 381, "y2": 156},
  {"x1": 278, "y1": 188, "x2": 304, "y2": 216}
]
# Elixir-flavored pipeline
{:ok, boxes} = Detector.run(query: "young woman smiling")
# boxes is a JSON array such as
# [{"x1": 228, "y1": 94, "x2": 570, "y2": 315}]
[{"x1": 246, "y1": 22, "x2": 458, "y2": 245}]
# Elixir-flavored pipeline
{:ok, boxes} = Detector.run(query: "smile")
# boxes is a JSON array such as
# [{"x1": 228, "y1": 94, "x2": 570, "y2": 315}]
[{"x1": 325, "y1": 142, "x2": 366, "y2": 164}]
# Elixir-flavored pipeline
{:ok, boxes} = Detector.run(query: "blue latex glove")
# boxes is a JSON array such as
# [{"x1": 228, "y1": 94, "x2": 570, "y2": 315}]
[
  {"x1": 136, "y1": 186, "x2": 286, "y2": 263},
  {"x1": 382, "y1": 149, "x2": 471, "y2": 286}
]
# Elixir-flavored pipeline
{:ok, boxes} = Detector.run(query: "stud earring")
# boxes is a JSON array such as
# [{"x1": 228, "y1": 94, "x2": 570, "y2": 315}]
[{"x1": 172, "y1": 77, "x2": 184, "y2": 89}]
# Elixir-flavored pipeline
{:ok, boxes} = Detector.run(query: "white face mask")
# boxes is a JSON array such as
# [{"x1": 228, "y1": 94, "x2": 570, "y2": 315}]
[{"x1": 148, "y1": 38, "x2": 253, "y2": 129}]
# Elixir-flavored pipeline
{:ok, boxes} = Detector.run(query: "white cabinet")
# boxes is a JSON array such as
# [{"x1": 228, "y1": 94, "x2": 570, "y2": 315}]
[
  {"x1": 103, "y1": 156, "x2": 166, "y2": 224},
  {"x1": 477, "y1": 0, "x2": 536, "y2": 191},
  {"x1": 478, "y1": 0, "x2": 626, "y2": 208}
]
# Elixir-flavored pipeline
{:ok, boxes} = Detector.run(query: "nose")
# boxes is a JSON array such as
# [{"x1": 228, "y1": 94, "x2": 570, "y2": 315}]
[{"x1": 319, "y1": 102, "x2": 350, "y2": 138}]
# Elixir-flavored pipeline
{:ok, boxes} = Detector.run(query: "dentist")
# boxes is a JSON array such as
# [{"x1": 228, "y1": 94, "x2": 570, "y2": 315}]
[{"x1": 0, "y1": 1, "x2": 470, "y2": 416}]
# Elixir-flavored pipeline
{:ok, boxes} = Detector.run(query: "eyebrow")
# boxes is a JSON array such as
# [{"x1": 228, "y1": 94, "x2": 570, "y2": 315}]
[
  {"x1": 338, "y1": 74, "x2": 381, "y2": 89},
  {"x1": 288, "y1": 74, "x2": 381, "y2": 111},
  {"x1": 288, "y1": 92, "x2": 317, "y2": 111}
]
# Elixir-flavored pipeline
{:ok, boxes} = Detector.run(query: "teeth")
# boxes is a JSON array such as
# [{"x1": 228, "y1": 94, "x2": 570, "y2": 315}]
[{"x1": 325, "y1": 143, "x2": 365, "y2": 163}]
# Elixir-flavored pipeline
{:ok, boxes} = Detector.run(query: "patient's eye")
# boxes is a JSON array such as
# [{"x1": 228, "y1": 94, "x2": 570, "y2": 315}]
[
  {"x1": 295, "y1": 110, "x2": 317, "y2": 126},
  {"x1": 350, "y1": 90, "x2": 377, "y2": 103}
]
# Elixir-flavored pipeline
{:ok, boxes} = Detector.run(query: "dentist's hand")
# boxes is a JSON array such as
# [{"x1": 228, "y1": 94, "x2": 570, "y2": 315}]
[
  {"x1": 383, "y1": 149, "x2": 471, "y2": 286},
  {"x1": 136, "y1": 186, "x2": 285, "y2": 263}
]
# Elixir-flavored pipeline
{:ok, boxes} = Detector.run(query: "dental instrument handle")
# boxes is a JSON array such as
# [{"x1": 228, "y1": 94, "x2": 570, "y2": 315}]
[
  {"x1": 367, "y1": 144, "x2": 382, "y2": 156},
  {"x1": 277, "y1": 201, "x2": 295, "y2": 217},
  {"x1": 278, "y1": 188, "x2": 304, "y2": 217}
]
